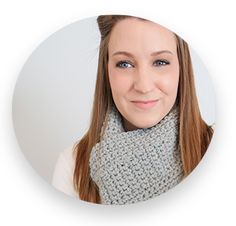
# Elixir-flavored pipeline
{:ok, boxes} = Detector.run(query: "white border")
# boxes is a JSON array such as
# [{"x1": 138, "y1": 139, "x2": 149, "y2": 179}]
[{"x1": 1, "y1": 0, "x2": 235, "y2": 225}]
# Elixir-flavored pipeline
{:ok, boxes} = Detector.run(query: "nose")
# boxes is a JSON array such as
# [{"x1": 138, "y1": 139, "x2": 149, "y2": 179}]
[{"x1": 133, "y1": 67, "x2": 156, "y2": 94}]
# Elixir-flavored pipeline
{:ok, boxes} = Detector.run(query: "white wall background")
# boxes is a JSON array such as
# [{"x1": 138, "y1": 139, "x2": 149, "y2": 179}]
[
  {"x1": 1, "y1": 0, "x2": 235, "y2": 226},
  {"x1": 12, "y1": 16, "x2": 215, "y2": 182},
  {"x1": 12, "y1": 17, "x2": 100, "y2": 182}
]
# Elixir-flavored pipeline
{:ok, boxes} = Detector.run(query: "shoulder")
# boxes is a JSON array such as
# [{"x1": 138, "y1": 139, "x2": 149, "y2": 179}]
[
  {"x1": 58, "y1": 145, "x2": 76, "y2": 167},
  {"x1": 52, "y1": 144, "x2": 79, "y2": 198},
  {"x1": 211, "y1": 123, "x2": 216, "y2": 131}
]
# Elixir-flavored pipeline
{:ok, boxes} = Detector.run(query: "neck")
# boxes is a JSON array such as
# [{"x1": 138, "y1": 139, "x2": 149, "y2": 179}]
[{"x1": 122, "y1": 117, "x2": 139, "y2": 132}]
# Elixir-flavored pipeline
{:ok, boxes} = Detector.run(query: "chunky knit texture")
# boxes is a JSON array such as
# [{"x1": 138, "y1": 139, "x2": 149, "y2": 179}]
[{"x1": 89, "y1": 105, "x2": 183, "y2": 205}]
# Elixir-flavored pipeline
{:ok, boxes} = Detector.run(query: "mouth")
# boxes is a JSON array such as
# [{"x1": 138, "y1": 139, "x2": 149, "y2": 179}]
[{"x1": 131, "y1": 99, "x2": 159, "y2": 110}]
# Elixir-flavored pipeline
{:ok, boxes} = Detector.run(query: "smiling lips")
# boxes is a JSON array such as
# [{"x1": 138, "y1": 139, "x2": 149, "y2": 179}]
[{"x1": 131, "y1": 99, "x2": 159, "y2": 110}]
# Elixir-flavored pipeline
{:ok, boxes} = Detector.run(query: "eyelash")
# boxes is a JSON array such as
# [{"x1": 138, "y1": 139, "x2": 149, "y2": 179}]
[
  {"x1": 153, "y1": 59, "x2": 170, "y2": 67},
  {"x1": 115, "y1": 60, "x2": 170, "y2": 68},
  {"x1": 116, "y1": 61, "x2": 133, "y2": 68}
]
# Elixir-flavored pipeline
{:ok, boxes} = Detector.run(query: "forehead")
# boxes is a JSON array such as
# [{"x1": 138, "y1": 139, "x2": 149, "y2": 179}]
[{"x1": 108, "y1": 18, "x2": 177, "y2": 55}]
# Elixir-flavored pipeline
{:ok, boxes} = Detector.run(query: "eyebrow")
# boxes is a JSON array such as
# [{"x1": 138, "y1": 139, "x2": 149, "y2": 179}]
[{"x1": 111, "y1": 50, "x2": 173, "y2": 57}]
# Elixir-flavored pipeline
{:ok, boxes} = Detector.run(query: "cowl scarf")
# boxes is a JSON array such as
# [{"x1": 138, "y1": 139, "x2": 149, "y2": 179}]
[{"x1": 89, "y1": 104, "x2": 183, "y2": 205}]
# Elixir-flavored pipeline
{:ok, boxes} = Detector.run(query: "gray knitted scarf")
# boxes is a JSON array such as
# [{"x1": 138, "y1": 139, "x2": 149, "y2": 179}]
[{"x1": 89, "y1": 104, "x2": 183, "y2": 205}]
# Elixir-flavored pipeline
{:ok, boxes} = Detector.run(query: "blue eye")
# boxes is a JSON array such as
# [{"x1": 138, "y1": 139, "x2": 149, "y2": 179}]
[
  {"x1": 153, "y1": 60, "x2": 170, "y2": 67},
  {"x1": 116, "y1": 61, "x2": 133, "y2": 68}
]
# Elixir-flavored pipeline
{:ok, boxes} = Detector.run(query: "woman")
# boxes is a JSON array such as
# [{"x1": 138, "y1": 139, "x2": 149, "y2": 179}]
[{"x1": 52, "y1": 15, "x2": 214, "y2": 205}]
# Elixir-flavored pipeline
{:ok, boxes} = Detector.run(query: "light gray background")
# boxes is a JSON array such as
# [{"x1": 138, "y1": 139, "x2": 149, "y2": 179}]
[{"x1": 12, "y1": 16, "x2": 215, "y2": 183}]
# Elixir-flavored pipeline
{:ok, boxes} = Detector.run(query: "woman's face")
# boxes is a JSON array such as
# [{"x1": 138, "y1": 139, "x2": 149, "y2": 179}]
[{"x1": 108, "y1": 18, "x2": 180, "y2": 131}]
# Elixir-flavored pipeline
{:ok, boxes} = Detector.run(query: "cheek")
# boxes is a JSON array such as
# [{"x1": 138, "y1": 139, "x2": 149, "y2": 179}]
[
  {"x1": 158, "y1": 68, "x2": 179, "y2": 96},
  {"x1": 108, "y1": 67, "x2": 132, "y2": 96},
  {"x1": 161, "y1": 76, "x2": 179, "y2": 94}
]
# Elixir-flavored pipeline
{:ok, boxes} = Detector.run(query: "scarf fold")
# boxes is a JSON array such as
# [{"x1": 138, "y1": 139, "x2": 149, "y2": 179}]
[{"x1": 89, "y1": 105, "x2": 183, "y2": 205}]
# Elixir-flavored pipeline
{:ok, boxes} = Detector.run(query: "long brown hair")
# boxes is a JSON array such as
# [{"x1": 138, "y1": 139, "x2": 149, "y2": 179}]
[{"x1": 73, "y1": 15, "x2": 214, "y2": 204}]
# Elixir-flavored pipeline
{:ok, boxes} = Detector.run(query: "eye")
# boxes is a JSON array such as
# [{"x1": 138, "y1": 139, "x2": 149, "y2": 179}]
[
  {"x1": 116, "y1": 61, "x2": 133, "y2": 68},
  {"x1": 153, "y1": 59, "x2": 170, "y2": 67}
]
